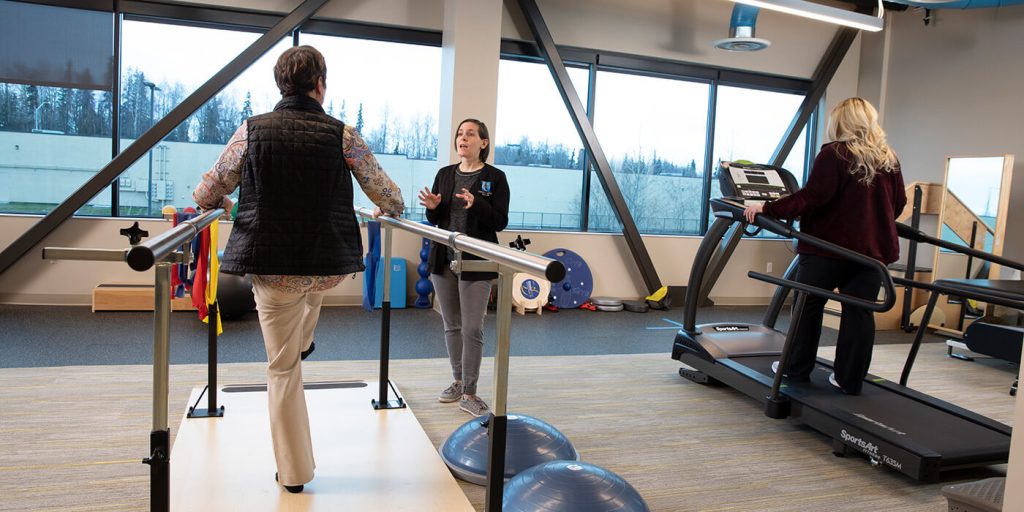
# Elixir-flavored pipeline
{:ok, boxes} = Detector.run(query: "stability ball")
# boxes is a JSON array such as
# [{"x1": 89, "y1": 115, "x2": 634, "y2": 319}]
[
  {"x1": 440, "y1": 414, "x2": 578, "y2": 485},
  {"x1": 503, "y1": 461, "x2": 650, "y2": 512},
  {"x1": 217, "y1": 272, "x2": 255, "y2": 320}
]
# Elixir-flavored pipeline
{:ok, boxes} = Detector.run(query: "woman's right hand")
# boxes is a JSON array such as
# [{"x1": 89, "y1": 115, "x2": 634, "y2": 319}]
[{"x1": 418, "y1": 186, "x2": 441, "y2": 210}]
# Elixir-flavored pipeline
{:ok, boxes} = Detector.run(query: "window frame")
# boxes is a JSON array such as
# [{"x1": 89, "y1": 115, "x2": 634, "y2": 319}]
[
  {"x1": 498, "y1": 40, "x2": 816, "y2": 237},
  {"x1": 5, "y1": 0, "x2": 818, "y2": 235}
]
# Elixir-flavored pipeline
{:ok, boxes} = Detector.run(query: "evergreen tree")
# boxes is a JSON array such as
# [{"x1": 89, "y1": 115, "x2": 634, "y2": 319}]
[
  {"x1": 98, "y1": 91, "x2": 113, "y2": 136},
  {"x1": 20, "y1": 85, "x2": 40, "y2": 132},
  {"x1": 240, "y1": 91, "x2": 253, "y2": 123},
  {"x1": 73, "y1": 89, "x2": 100, "y2": 136},
  {"x1": 355, "y1": 103, "x2": 364, "y2": 134},
  {"x1": 54, "y1": 88, "x2": 72, "y2": 134},
  {"x1": 198, "y1": 97, "x2": 222, "y2": 143},
  {"x1": 0, "y1": 83, "x2": 11, "y2": 129},
  {"x1": 339, "y1": 99, "x2": 347, "y2": 123}
]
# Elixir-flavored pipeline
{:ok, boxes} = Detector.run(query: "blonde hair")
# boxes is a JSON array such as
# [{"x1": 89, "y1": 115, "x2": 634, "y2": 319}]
[{"x1": 827, "y1": 97, "x2": 898, "y2": 185}]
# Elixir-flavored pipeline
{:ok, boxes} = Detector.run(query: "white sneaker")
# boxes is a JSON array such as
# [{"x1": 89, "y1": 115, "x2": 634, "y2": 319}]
[
  {"x1": 828, "y1": 372, "x2": 842, "y2": 390},
  {"x1": 771, "y1": 361, "x2": 780, "y2": 374}
]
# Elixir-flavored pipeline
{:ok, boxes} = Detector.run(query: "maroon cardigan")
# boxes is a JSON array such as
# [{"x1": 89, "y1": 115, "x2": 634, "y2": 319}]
[{"x1": 763, "y1": 141, "x2": 907, "y2": 264}]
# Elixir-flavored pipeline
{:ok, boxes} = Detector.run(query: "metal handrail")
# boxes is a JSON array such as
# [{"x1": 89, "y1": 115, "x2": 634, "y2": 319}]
[
  {"x1": 126, "y1": 209, "x2": 224, "y2": 271},
  {"x1": 354, "y1": 207, "x2": 566, "y2": 283},
  {"x1": 897, "y1": 222, "x2": 1024, "y2": 274}
]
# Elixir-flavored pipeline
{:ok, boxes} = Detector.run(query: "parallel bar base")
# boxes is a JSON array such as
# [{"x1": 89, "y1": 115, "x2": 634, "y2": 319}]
[
  {"x1": 186, "y1": 406, "x2": 225, "y2": 418},
  {"x1": 170, "y1": 381, "x2": 473, "y2": 511}
]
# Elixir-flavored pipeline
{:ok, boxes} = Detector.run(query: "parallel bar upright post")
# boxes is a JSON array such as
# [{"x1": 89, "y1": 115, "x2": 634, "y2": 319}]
[
  {"x1": 485, "y1": 266, "x2": 514, "y2": 512},
  {"x1": 206, "y1": 302, "x2": 221, "y2": 415},
  {"x1": 150, "y1": 261, "x2": 172, "y2": 512},
  {"x1": 379, "y1": 225, "x2": 392, "y2": 404},
  {"x1": 372, "y1": 225, "x2": 403, "y2": 409}
]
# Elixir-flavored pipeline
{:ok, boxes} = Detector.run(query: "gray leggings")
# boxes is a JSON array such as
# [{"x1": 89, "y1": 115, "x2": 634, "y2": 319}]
[{"x1": 430, "y1": 270, "x2": 492, "y2": 396}]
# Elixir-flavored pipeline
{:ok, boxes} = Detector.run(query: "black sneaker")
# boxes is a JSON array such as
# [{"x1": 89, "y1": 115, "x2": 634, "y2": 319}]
[
  {"x1": 301, "y1": 342, "x2": 315, "y2": 361},
  {"x1": 275, "y1": 472, "x2": 304, "y2": 494}
]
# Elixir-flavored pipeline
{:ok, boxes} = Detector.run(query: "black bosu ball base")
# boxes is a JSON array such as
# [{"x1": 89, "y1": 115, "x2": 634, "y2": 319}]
[
  {"x1": 440, "y1": 413, "x2": 578, "y2": 485},
  {"x1": 217, "y1": 272, "x2": 255, "y2": 320},
  {"x1": 503, "y1": 460, "x2": 650, "y2": 512}
]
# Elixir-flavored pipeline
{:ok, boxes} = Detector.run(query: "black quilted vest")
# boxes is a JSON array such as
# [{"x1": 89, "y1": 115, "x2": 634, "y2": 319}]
[{"x1": 220, "y1": 95, "x2": 364, "y2": 276}]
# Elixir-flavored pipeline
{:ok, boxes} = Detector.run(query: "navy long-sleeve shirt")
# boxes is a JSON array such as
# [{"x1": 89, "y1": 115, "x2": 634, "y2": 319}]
[{"x1": 764, "y1": 141, "x2": 906, "y2": 264}]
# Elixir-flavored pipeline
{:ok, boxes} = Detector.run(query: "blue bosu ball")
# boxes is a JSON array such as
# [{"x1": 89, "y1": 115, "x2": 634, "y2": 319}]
[
  {"x1": 440, "y1": 414, "x2": 578, "y2": 485},
  {"x1": 503, "y1": 461, "x2": 650, "y2": 512}
]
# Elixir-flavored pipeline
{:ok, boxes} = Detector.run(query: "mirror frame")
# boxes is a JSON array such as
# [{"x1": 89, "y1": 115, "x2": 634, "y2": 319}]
[{"x1": 934, "y1": 154, "x2": 1015, "y2": 281}]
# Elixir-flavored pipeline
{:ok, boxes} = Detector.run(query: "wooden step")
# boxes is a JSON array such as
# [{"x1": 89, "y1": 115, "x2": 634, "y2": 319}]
[{"x1": 93, "y1": 284, "x2": 197, "y2": 312}]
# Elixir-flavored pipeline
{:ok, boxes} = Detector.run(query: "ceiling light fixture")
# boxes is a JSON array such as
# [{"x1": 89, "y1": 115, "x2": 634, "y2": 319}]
[{"x1": 727, "y1": 0, "x2": 884, "y2": 32}]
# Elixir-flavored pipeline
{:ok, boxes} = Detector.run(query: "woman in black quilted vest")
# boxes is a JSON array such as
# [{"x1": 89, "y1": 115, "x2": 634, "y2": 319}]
[
  {"x1": 419, "y1": 119, "x2": 510, "y2": 417},
  {"x1": 193, "y1": 45, "x2": 404, "y2": 493}
]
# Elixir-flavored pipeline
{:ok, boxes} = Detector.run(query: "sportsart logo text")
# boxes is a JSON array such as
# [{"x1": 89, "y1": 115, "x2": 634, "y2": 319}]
[
  {"x1": 840, "y1": 429, "x2": 878, "y2": 456},
  {"x1": 713, "y1": 326, "x2": 750, "y2": 332}
]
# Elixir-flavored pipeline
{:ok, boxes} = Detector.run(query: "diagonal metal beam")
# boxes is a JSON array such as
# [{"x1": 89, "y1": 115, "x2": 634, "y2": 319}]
[
  {"x1": 0, "y1": 0, "x2": 327, "y2": 276},
  {"x1": 516, "y1": 0, "x2": 662, "y2": 293},
  {"x1": 770, "y1": 26, "x2": 859, "y2": 168}
]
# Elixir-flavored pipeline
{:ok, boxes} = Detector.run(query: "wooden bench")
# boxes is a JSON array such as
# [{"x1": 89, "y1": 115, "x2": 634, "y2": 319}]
[{"x1": 92, "y1": 284, "x2": 197, "y2": 312}]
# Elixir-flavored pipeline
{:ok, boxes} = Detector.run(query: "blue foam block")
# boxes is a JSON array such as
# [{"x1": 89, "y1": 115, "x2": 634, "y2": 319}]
[{"x1": 374, "y1": 257, "x2": 406, "y2": 309}]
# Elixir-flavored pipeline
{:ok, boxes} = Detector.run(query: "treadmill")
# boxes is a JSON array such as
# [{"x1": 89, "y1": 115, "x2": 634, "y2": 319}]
[{"x1": 671, "y1": 162, "x2": 1012, "y2": 482}]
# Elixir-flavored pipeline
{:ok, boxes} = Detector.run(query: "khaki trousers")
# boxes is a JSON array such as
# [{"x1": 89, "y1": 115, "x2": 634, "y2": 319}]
[{"x1": 252, "y1": 278, "x2": 328, "y2": 486}]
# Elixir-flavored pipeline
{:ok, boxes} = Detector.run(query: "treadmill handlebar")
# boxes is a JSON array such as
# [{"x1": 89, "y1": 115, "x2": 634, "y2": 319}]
[
  {"x1": 897, "y1": 222, "x2": 1024, "y2": 274},
  {"x1": 711, "y1": 198, "x2": 896, "y2": 313},
  {"x1": 892, "y1": 276, "x2": 1024, "y2": 311},
  {"x1": 750, "y1": 271, "x2": 893, "y2": 312}
]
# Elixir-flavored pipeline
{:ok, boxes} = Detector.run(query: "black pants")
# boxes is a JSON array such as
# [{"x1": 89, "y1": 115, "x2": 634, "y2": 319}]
[{"x1": 786, "y1": 254, "x2": 882, "y2": 394}]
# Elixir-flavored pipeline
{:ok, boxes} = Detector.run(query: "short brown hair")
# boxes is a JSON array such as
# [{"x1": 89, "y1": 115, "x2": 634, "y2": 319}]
[{"x1": 274, "y1": 45, "x2": 326, "y2": 96}]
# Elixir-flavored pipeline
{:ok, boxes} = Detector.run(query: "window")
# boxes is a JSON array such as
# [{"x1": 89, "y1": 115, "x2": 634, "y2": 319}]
[
  {"x1": 493, "y1": 59, "x2": 589, "y2": 231},
  {"x1": 709, "y1": 85, "x2": 810, "y2": 236},
  {"x1": 0, "y1": 3, "x2": 113, "y2": 215},
  {"x1": 118, "y1": 20, "x2": 280, "y2": 217},
  {"x1": 301, "y1": 33, "x2": 441, "y2": 220},
  {"x1": 712, "y1": 85, "x2": 809, "y2": 190},
  {"x1": 590, "y1": 70, "x2": 710, "y2": 235}
]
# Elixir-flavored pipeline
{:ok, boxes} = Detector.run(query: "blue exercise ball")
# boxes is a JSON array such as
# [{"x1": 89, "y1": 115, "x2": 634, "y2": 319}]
[
  {"x1": 503, "y1": 461, "x2": 649, "y2": 512},
  {"x1": 440, "y1": 414, "x2": 578, "y2": 485},
  {"x1": 217, "y1": 272, "x2": 255, "y2": 320}
]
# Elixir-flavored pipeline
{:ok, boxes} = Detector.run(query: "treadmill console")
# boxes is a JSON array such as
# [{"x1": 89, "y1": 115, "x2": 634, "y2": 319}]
[{"x1": 718, "y1": 161, "x2": 799, "y2": 204}]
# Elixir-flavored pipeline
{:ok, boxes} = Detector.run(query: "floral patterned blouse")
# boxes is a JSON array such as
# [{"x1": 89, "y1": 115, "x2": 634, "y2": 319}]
[{"x1": 193, "y1": 121, "x2": 405, "y2": 293}]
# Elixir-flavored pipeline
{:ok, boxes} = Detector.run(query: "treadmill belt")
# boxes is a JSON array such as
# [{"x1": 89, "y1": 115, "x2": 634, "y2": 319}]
[{"x1": 738, "y1": 355, "x2": 1010, "y2": 465}]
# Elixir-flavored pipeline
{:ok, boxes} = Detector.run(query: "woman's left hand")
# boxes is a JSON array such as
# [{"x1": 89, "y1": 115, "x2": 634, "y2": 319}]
[
  {"x1": 743, "y1": 203, "x2": 763, "y2": 224},
  {"x1": 454, "y1": 188, "x2": 474, "y2": 209}
]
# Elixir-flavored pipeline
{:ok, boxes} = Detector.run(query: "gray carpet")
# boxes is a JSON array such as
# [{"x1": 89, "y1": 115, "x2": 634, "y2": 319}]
[{"x1": 0, "y1": 303, "x2": 942, "y2": 368}]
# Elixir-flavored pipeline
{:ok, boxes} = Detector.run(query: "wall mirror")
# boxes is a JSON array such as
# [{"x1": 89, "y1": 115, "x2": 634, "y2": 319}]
[{"x1": 932, "y1": 154, "x2": 1015, "y2": 332}]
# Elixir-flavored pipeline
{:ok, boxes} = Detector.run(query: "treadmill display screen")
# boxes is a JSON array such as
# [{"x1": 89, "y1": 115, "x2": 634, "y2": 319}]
[{"x1": 720, "y1": 161, "x2": 795, "y2": 203}]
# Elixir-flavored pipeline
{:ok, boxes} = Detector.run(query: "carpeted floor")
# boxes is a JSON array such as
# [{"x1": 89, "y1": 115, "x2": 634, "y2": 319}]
[{"x1": 0, "y1": 304, "x2": 945, "y2": 368}]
